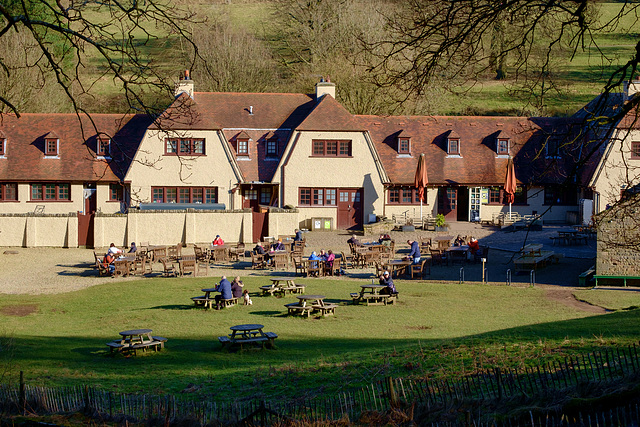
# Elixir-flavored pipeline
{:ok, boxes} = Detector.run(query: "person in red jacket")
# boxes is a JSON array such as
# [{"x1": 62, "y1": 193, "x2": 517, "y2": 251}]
[{"x1": 212, "y1": 235, "x2": 224, "y2": 246}]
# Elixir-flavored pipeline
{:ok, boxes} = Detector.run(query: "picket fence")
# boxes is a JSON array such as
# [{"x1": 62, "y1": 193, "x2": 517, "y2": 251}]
[{"x1": 3, "y1": 344, "x2": 640, "y2": 425}]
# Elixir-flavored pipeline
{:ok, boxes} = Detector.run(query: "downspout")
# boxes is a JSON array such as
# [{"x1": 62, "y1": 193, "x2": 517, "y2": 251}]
[{"x1": 217, "y1": 130, "x2": 244, "y2": 209}]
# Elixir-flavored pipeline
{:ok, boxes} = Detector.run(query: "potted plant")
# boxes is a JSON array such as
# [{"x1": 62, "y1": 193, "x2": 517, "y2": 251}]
[{"x1": 435, "y1": 214, "x2": 448, "y2": 231}]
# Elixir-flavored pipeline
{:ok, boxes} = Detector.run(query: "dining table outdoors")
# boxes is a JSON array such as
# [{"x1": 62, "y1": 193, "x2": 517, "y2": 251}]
[
  {"x1": 218, "y1": 324, "x2": 278, "y2": 350},
  {"x1": 191, "y1": 287, "x2": 218, "y2": 309},
  {"x1": 260, "y1": 277, "x2": 306, "y2": 296},
  {"x1": 350, "y1": 284, "x2": 396, "y2": 306},
  {"x1": 106, "y1": 328, "x2": 167, "y2": 355},
  {"x1": 554, "y1": 229, "x2": 588, "y2": 246},
  {"x1": 446, "y1": 245, "x2": 470, "y2": 264},
  {"x1": 382, "y1": 259, "x2": 412, "y2": 278},
  {"x1": 285, "y1": 294, "x2": 336, "y2": 317}
]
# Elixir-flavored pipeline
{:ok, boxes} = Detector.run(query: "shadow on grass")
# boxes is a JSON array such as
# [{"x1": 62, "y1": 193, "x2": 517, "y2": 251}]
[
  {"x1": 248, "y1": 311, "x2": 281, "y2": 316},
  {"x1": 148, "y1": 304, "x2": 193, "y2": 310}
]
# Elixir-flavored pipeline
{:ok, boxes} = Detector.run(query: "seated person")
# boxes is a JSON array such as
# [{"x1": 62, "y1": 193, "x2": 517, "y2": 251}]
[
  {"x1": 292, "y1": 228, "x2": 303, "y2": 250},
  {"x1": 253, "y1": 243, "x2": 270, "y2": 263},
  {"x1": 347, "y1": 234, "x2": 361, "y2": 247},
  {"x1": 379, "y1": 271, "x2": 397, "y2": 295},
  {"x1": 325, "y1": 249, "x2": 335, "y2": 271},
  {"x1": 128, "y1": 242, "x2": 137, "y2": 253},
  {"x1": 468, "y1": 238, "x2": 481, "y2": 255},
  {"x1": 404, "y1": 239, "x2": 421, "y2": 264},
  {"x1": 319, "y1": 249, "x2": 327, "y2": 261},
  {"x1": 453, "y1": 235, "x2": 465, "y2": 247},
  {"x1": 308, "y1": 251, "x2": 321, "y2": 270},
  {"x1": 270, "y1": 239, "x2": 285, "y2": 252},
  {"x1": 107, "y1": 243, "x2": 122, "y2": 256},
  {"x1": 212, "y1": 235, "x2": 224, "y2": 246},
  {"x1": 103, "y1": 252, "x2": 116, "y2": 273},
  {"x1": 214, "y1": 276, "x2": 233, "y2": 309},
  {"x1": 231, "y1": 276, "x2": 244, "y2": 299},
  {"x1": 378, "y1": 234, "x2": 391, "y2": 244}
]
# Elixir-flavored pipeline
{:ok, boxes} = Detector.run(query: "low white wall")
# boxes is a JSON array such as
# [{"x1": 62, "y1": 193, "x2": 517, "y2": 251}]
[{"x1": 268, "y1": 208, "x2": 300, "y2": 236}]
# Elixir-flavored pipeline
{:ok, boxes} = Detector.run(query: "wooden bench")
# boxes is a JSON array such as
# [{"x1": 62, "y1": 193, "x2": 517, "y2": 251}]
[
  {"x1": 191, "y1": 296, "x2": 215, "y2": 309},
  {"x1": 350, "y1": 292, "x2": 361, "y2": 304},
  {"x1": 152, "y1": 336, "x2": 168, "y2": 349},
  {"x1": 285, "y1": 303, "x2": 313, "y2": 317},
  {"x1": 260, "y1": 285, "x2": 278, "y2": 296},
  {"x1": 273, "y1": 285, "x2": 306, "y2": 296},
  {"x1": 218, "y1": 333, "x2": 278, "y2": 350},
  {"x1": 312, "y1": 303, "x2": 337, "y2": 316},
  {"x1": 220, "y1": 297, "x2": 239, "y2": 308},
  {"x1": 106, "y1": 342, "x2": 125, "y2": 353},
  {"x1": 514, "y1": 250, "x2": 555, "y2": 272}
]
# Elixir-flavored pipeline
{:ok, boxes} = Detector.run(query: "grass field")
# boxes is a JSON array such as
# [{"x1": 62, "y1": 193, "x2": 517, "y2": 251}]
[{"x1": 2, "y1": 276, "x2": 640, "y2": 401}]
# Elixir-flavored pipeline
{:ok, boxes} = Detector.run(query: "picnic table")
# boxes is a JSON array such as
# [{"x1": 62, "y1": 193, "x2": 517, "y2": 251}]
[
  {"x1": 260, "y1": 277, "x2": 306, "y2": 296},
  {"x1": 285, "y1": 294, "x2": 336, "y2": 317},
  {"x1": 218, "y1": 324, "x2": 278, "y2": 350},
  {"x1": 106, "y1": 329, "x2": 167, "y2": 355},
  {"x1": 514, "y1": 244, "x2": 556, "y2": 272},
  {"x1": 446, "y1": 245, "x2": 470, "y2": 264},
  {"x1": 552, "y1": 229, "x2": 588, "y2": 246},
  {"x1": 191, "y1": 287, "x2": 238, "y2": 309},
  {"x1": 382, "y1": 259, "x2": 412, "y2": 278},
  {"x1": 351, "y1": 284, "x2": 396, "y2": 306}
]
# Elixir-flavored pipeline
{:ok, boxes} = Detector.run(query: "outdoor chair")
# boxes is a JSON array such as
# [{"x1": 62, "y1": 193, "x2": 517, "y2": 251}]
[
  {"x1": 340, "y1": 251, "x2": 355, "y2": 269},
  {"x1": 93, "y1": 251, "x2": 111, "y2": 277},
  {"x1": 293, "y1": 257, "x2": 307, "y2": 276},
  {"x1": 179, "y1": 257, "x2": 197, "y2": 277},
  {"x1": 159, "y1": 258, "x2": 178, "y2": 277},
  {"x1": 410, "y1": 258, "x2": 430, "y2": 279},
  {"x1": 113, "y1": 260, "x2": 130, "y2": 277},
  {"x1": 429, "y1": 248, "x2": 447, "y2": 266},
  {"x1": 251, "y1": 252, "x2": 266, "y2": 269}
]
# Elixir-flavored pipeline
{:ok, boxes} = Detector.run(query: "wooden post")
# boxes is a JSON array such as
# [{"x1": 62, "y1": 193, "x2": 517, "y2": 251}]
[
  {"x1": 386, "y1": 376, "x2": 398, "y2": 408},
  {"x1": 19, "y1": 370, "x2": 25, "y2": 415}
]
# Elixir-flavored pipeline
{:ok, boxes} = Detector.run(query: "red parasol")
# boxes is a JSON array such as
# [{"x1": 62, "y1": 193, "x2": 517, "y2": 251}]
[
  {"x1": 414, "y1": 154, "x2": 429, "y2": 217},
  {"x1": 504, "y1": 157, "x2": 517, "y2": 210}
]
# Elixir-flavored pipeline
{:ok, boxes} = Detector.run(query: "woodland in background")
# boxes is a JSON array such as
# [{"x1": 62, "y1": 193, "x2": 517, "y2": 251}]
[{"x1": 2, "y1": 0, "x2": 638, "y2": 117}]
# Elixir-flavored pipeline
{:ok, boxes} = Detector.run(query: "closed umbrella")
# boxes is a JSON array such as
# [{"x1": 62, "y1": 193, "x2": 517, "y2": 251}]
[
  {"x1": 414, "y1": 153, "x2": 429, "y2": 219},
  {"x1": 504, "y1": 157, "x2": 517, "y2": 217}
]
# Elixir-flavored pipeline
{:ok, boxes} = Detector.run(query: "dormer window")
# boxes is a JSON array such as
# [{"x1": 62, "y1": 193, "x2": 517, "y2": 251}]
[
  {"x1": 397, "y1": 130, "x2": 411, "y2": 155},
  {"x1": 266, "y1": 133, "x2": 278, "y2": 157},
  {"x1": 97, "y1": 137, "x2": 110, "y2": 157},
  {"x1": 237, "y1": 138, "x2": 249, "y2": 156},
  {"x1": 497, "y1": 138, "x2": 510, "y2": 155},
  {"x1": 546, "y1": 138, "x2": 560, "y2": 158},
  {"x1": 448, "y1": 138, "x2": 460, "y2": 155},
  {"x1": 45, "y1": 138, "x2": 58, "y2": 156}
]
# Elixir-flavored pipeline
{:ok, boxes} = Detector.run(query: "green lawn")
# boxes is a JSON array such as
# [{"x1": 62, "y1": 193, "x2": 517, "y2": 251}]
[
  {"x1": 575, "y1": 288, "x2": 640, "y2": 311},
  {"x1": 1, "y1": 276, "x2": 639, "y2": 401}
]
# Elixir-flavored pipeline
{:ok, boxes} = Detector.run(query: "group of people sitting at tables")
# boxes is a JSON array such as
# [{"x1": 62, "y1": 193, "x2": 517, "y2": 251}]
[
  {"x1": 102, "y1": 242, "x2": 137, "y2": 273},
  {"x1": 307, "y1": 249, "x2": 336, "y2": 275}
]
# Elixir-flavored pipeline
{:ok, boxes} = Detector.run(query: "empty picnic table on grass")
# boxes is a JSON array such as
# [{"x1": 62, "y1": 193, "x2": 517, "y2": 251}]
[
  {"x1": 106, "y1": 329, "x2": 167, "y2": 355},
  {"x1": 218, "y1": 324, "x2": 277, "y2": 350},
  {"x1": 260, "y1": 277, "x2": 305, "y2": 296},
  {"x1": 351, "y1": 284, "x2": 397, "y2": 306},
  {"x1": 285, "y1": 294, "x2": 336, "y2": 317}
]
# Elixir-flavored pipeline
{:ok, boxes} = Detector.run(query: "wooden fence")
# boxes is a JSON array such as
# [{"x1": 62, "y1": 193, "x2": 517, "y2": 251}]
[{"x1": 3, "y1": 344, "x2": 640, "y2": 425}]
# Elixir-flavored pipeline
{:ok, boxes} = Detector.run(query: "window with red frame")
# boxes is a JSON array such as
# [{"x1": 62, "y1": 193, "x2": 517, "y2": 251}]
[
  {"x1": 165, "y1": 138, "x2": 205, "y2": 155},
  {"x1": 0, "y1": 139, "x2": 5, "y2": 156},
  {"x1": 398, "y1": 138, "x2": 411, "y2": 154},
  {"x1": 98, "y1": 138, "x2": 110, "y2": 156},
  {"x1": 0, "y1": 183, "x2": 17, "y2": 201},
  {"x1": 45, "y1": 138, "x2": 58, "y2": 156},
  {"x1": 448, "y1": 138, "x2": 460, "y2": 155},
  {"x1": 299, "y1": 187, "x2": 337, "y2": 206},
  {"x1": 489, "y1": 186, "x2": 503, "y2": 204},
  {"x1": 632, "y1": 141, "x2": 640, "y2": 159},
  {"x1": 109, "y1": 184, "x2": 123, "y2": 201},
  {"x1": 497, "y1": 138, "x2": 509, "y2": 155},
  {"x1": 311, "y1": 140, "x2": 351, "y2": 157},
  {"x1": 31, "y1": 183, "x2": 69, "y2": 201},
  {"x1": 387, "y1": 186, "x2": 421, "y2": 204},
  {"x1": 237, "y1": 139, "x2": 249, "y2": 156},
  {"x1": 152, "y1": 186, "x2": 217, "y2": 203}
]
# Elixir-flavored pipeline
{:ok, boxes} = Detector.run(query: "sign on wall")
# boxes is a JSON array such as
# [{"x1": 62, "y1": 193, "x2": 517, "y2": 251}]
[{"x1": 481, "y1": 188, "x2": 489, "y2": 203}]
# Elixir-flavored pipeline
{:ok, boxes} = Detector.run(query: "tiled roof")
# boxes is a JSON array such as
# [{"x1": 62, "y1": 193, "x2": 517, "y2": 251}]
[
  {"x1": 297, "y1": 95, "x2": 365, "y2": 131},
  {"x1": 0, "y1": 113, "x2": 150, "y2": 182},
  {"x1": 356, "y1": 115, "x2": 537, "y2": 185},
  {"x1": 152, "y1": 92, "x2": 316, "y2": 131}
]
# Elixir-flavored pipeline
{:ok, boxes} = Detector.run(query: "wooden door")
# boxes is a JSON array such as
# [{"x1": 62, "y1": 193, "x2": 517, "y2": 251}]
[
  {"x1": 337, "y1": 188, "x2": 363, "y2": 230},
  {"x1": 78, "y1": 187, "x2": 96, "y2": 247},
  {"x1": 438, "y1": 187, "x2": 458, "y2": 221},
  {"x1": 252, "y1": 211, "x2": 268, "y2": 243}
]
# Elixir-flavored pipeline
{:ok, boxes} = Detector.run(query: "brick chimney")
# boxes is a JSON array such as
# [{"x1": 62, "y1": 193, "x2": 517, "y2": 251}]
[
  {"x1": 174, "y1": 70, "x2": 194, "y2": 99},
  {"x1": 315, "y1": 76, "x2": 335, "y2": 99},
  {"x1": 623, "y1": 76, "x2": 640, "y2": 100}
]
